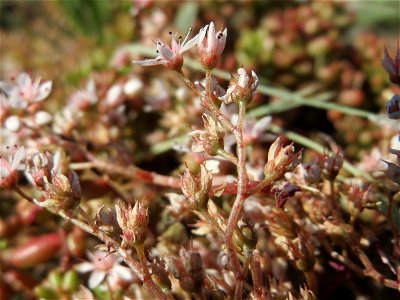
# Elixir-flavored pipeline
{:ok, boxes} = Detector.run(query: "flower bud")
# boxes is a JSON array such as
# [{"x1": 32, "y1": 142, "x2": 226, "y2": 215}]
[
  {"x1": 264, "y1": 137, "x2": 302, "y2": 181},
  {"x1": 302, "y1": 162, "x2": 323, "y2": 184},
  {"x1": 115, "y1": 201, "x2": 149, "y2": 246},
  {"x1": 322, "y1": 150, "x2": 343, "y2": 181},
  {"x1": 381, "y1": 45, "x2": 400, "y2": 85},
  {"x1": 218, "y1": 68, "x2": 259, "y2": 105},
  {"x1": 181, "y1": 165, "x2": 212, "y2": 211},
  {"x1": 234, "y1": 217, "x2": 258, "y2": 252}
]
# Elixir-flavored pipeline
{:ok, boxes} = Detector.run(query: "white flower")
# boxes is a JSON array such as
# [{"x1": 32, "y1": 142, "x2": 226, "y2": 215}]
[
  {"x1": 68, "y1": 79, "x2": 97, "y2": 111},
  {"x1": 197, "y1": 22, "x2": 227, "y2": 69},
  {"x1": 133, "y1": 29, "x2": 200, "y2": 70},
  {"x1": 0, "y1": 145, "x2": 25, "y2": 188},
  {"x1": 0, "y1": 72, "x2": 52, "y2": 108},
  {"x1": 75, "y1": 251, "x2": 133, "y2": 289}
]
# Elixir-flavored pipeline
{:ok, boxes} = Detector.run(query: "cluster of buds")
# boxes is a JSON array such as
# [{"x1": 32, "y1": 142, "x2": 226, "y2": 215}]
[
  {"x1": 264, "y1": 137, "x2": 302, "y2": 182},
  {"x1": 189, "y1": 114, "x2": 225, "y2": 156},
  {"x1": 181, "y1": 164, "x2": 212, "y2": 211},
  {"x1": 115, "y1": 201, "x2": 149, "y2": 247},
  {"x1": 0, "y1": 145, "x2": 24, "y2": 188},
  {"x1": 168, "y1": 247, "x2": 204, "y2": 294},
  {"x1": 218, "y1": 68, "x2": 259, "y2": 105}
]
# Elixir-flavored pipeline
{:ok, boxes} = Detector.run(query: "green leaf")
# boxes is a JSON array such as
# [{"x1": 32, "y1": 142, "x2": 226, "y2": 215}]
[{"x1": 174, "y1": 2, "x2": 198, "y2": 32}]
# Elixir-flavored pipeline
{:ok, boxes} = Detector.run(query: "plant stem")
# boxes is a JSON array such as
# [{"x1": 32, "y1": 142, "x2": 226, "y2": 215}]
[
  {"x1": 135, "y1": 244, "x2": 172, "y2": 300},
  {"x1": 14, "y1": 187, "x2": 172, "y2": 300},
  {"x1": 225, "y1": 100, "x2": 248, "y2": 299}
]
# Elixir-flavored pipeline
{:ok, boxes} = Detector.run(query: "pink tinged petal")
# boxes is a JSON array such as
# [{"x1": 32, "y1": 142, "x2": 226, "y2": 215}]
[
  {"x1": 216, "y1": 28, "x2": 227, "y2": 55},
  {"x1": 75, "y1": 262, "x2": 95, "y2": 273},
  {"x1": 207, "y1": 22, "x2": 217, "y2": 52},
  {"x1": 17, "y1": 73, "x2": 31, "y2": 88},
  {"x1": 11, "y1": 147, "x2": 25, "y2": 170},
  {"x1": 180, "y1": 33, "x2": 200, "y2": 53},
  {"x1": 133, "y1": 58, "x2": 164, "y2": 66},
  {"x1": 52, "y1": 151, "x2": 62, "y2": 174},
  {"x1": 36, "y1": 81, "x2": 52, "y2": 101},
  {"x1": 198, "y1": 25, "x2": 209, "y2": 48},
  {"x1": 88, "y1": 271, "x2": 106, "y2": 288},
  {"x1": 158, "y1": 43, "x2": 174, "y2": 60}
]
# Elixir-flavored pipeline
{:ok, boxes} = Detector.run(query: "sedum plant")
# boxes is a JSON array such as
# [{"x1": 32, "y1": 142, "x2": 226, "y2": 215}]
[{"x1": 0, "y1": 19, "x2": 399, "y2": 300}]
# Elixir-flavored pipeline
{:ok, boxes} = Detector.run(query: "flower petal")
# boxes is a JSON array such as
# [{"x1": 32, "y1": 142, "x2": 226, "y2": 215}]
[
  {"x1": 133, "y1": 58, "x2": 164, "y2": 67},
  {"x1": 36, "y1": 81, "x2": 52, "y2": 101},
  {"x1": 75, "y1": 262, "x2": 94, "y2": 273},
  {"x1": 88, "y1": 271, "x2": 106, "y2": 288}
]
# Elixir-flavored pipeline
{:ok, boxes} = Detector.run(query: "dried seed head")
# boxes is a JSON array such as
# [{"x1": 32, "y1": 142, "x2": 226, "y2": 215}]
[
  {"x1": 181, "y1": 164, "x2": 212, "y2": 211},
  {"x1": 42, "y1": 171, "x2": 81, "y2": 211},
  {"x1": 189, "y1": 114, "x2": 225, "y2": 155},
  {"x1": 218, "y1": 68, "x2": 259, "y2": 105},
  {"x1": 115, "y1": 201, "x2": 149, "y2": 246},
  {"x1": 264, "y1": 137, "x2": 302, "y2": 181}
]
